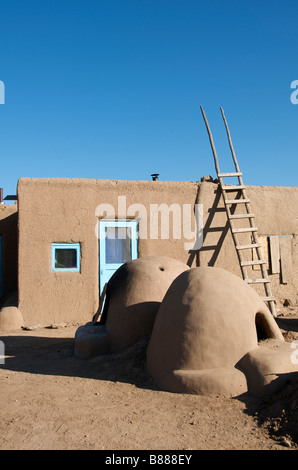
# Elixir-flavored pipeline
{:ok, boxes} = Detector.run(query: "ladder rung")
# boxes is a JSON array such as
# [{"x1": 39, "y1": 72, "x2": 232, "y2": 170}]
[
  {"x1": 245, "y1": 278, "x2": 270, "y2": 284},
  {"x1": 232, "y1": 227, "x2": 258, "y2": 233},
  {"x1": 218, "y1": 172, "x2": 242, "y2": 177},
  {"x1": 229, "y1": 213, "x2": 255, "y2": 219},
  {"x1": 240, "y1": 260, "x2": 266, "y2": 267},
  {"x1": 225, "y1": 198, "x2": 250, "y2": 204},
  {"x1": 236, "y1": 243, "x2": 261, "y2": 250},
  {"x1": 262, "y1": 296, "x2": 275, "y2": 302},
  {"x1": 222, "y1": 185, "x2": 246, "y2": 191}
]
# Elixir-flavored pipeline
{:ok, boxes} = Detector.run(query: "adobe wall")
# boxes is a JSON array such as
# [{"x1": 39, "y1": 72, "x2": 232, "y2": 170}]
[
  {"x1": 17, "y1": 177, "x2": 297, "y2": 327},
  {"x1": 198, "y1": 183, "x2": 298, "y2": 308},
  {"x1": 0, "y1": 204, "x2": 18, "y2": 302},
  {"x1": 246, "y1": 185, "x2": 298, "y2": 308},
  {"x1": 17, "y1": 177, "x2": 199, "y2": 327}
]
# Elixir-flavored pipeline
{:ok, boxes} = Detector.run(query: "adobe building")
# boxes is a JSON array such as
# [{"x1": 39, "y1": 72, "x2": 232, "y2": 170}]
[
  {"x1": 0, "y1": 176, "x2": 297, "y2": 329},
  {"x1": 0, "y1": 202, "x2": 18, "y2": 300}
]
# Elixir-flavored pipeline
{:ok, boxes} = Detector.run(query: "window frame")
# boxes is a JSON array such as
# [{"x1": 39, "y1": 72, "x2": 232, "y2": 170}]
[
  {"x1": 0, "y1": 235, "x2": 2, "y2": 298},
  {"x1": 51, "y1": 243, "x2": 81, "y2": 272},
  {"x1": 98, "y1": 219, "x2": 138, "y2": 293}
]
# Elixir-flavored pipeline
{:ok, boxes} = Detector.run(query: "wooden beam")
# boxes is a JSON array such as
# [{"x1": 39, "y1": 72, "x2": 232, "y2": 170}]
[
  {"x1": 93, "y1": 283, "x2": 107, "y2": 324},
  {"x1": 279, "y1": 236, "x2": 292, "y2": 284},
  {"x1": 269, "y1": 235, "x2": 280, "y2": 274}
]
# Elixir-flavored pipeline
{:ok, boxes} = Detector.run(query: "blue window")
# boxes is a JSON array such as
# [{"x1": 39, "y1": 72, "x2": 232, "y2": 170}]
[{"x1": 51, "y1": 243, "x2": 81, "y2": 272}]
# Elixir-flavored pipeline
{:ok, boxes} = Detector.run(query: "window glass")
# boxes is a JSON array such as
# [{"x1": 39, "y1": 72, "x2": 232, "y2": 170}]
[
  {"x1": 55, "y1": 248, "x2": 77, "y2": 269},
  {"x1": 105, "y1": 227, "x2": 132, "y2": 264},
  {"x1": 52, "y1": 243, "x2": 80, "y2": 271}
]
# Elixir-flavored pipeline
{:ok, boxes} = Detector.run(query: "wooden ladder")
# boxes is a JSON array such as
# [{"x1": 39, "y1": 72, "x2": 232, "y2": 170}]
[{"x1": 200, "y1": 105, "x2": 276, "y2": 317}]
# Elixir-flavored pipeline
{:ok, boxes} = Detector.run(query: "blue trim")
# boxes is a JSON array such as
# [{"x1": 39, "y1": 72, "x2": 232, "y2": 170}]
[
  {"x1": 0, "y1": 235, "x2": 2, "y2": 298},
  {"x1": 99, "y1": 220, "x2": 138, "y2": 292},
  {"x1": 51, "y1": 243, "x2": 81, "y2": 272}
]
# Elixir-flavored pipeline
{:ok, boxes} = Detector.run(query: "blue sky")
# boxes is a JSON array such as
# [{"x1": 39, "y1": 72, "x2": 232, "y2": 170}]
[{"x1": 0, "y1": 0, "x2": 297, "y2": 198}]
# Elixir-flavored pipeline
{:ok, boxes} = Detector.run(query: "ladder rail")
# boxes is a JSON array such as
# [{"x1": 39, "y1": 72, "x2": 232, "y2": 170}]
[
  {"x1": 200, "y1": 105, "x2": 277, "y2": 316},
  {"x1": 200, "y1": 105, "x2": 252, "y2": 281},
  {"x1": 220, "y1": 106, "x2": 256, "y2": 229},
  {"x1": 200, "y1": 105, "x2": 250, "y2": 282},
  {"x1": 220, "y1": 107, "x2": 241, "y2": 173},
  {"x1": 220, "y1": 107, "x2": 275, "y2": 308},
  {"x1": 220, "y1": 107, "x2": 276, "y2": 316},
  {"x1": 200, "y1": 105, "x2": 221, "y2": 175}
]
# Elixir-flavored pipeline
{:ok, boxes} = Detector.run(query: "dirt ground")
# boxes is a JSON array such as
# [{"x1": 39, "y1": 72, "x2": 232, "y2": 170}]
[{"x1": 0, "y1": 313, "x2": 298, "y2": 451}]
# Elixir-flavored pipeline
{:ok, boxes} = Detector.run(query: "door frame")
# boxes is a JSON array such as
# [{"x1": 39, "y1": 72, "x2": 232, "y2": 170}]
[
  {"x1": 0, "y1": 235, "x2": 2, "y2": 299},
  {"x1": 98, "y1": 219, "x2": 138, "y2": 293}
]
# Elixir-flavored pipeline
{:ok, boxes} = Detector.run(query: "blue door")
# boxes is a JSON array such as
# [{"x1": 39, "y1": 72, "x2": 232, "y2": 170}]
[
  {"x1": 99, "y1": 220, "x2": 138, "y2": 293},
  {"x1": 0, "y1": 235, "x2": 2, "y2": 299}
]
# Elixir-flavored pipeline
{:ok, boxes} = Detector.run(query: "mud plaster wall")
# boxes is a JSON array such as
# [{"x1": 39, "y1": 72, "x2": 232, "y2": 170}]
[
  {"x1": 0, "y1": 204, "x2": 18, "y2": 301},
  {"x1": 246, "y1": 185, "x2": 298, "y2": 305},
  {"x1": 197, "y1": 183, "x2": 298, "y2": 306},
  {"x1": 17, "y1": 178, "x2": 297, "y2": 327},
  {"x1": 17, "y1": 178, "x2": 199, "y2": 326}
]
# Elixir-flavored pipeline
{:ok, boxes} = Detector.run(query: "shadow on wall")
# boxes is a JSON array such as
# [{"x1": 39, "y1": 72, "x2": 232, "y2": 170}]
[
  {"x1": 187, "y1": 185, "x2": 234, "y2": 268},
  {"x1": 0, "y1": 211, "x2": 18, "y2": 299}
]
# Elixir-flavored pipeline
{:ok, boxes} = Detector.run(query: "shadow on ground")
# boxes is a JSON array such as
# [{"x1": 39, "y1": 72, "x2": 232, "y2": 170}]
[
  {"x1": 0, "y1": 331, "x2": 159, "y2": 391},
  {"x1": 1, "y1": 324, "x2": 298, "y2": 447}
]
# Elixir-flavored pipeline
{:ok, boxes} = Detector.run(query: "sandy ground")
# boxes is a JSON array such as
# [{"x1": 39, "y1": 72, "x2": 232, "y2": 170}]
[{"x1": 0, "y1": 315, "x2": 298, "y2": 451}]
